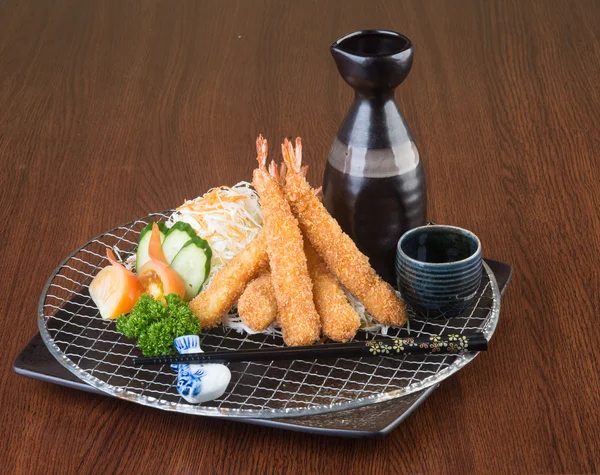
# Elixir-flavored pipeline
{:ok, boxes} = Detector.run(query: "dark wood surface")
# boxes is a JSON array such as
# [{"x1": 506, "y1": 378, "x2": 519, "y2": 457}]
[{"x1": 1, "y1": 0, "x2": 599, "y2": 472}]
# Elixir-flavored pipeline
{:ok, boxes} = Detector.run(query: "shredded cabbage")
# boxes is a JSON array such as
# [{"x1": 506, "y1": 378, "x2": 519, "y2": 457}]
[{"x1": 167, "y1": 182, "x2": 262, "y2": 288}]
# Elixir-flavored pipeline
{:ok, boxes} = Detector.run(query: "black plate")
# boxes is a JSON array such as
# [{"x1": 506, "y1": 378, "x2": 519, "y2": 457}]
[{"x1": 14, "y1": 259, "x2": 511, "y2": 437}]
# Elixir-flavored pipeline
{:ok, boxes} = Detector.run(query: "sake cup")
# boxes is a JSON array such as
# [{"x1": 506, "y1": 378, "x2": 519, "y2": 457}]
[{"x1": 396, "y1": 225, "x2": 483, "y2": 319}]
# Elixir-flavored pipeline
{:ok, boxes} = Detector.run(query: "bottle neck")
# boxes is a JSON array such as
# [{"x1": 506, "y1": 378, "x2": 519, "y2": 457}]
[
  {"x1": 336, "y1": 92, "x2": 410, "y2": 149},
  {"x1": 353, "y1": 89, "x2": 395, "y2": 101}
]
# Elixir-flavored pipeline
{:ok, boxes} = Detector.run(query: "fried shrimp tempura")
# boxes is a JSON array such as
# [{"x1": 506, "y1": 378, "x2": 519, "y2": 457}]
[
  {"x1": 189, "y1": 231, "x2": 268, "y2": 328},
  {"x1": 253, "y1": 135, "x2": 320, "y2": 346},
  {"x1": 281, "y1": 138, "x2": 407, "y2": 327},
  {"x1": 304, "y1": 240, "x2": 360, "y2": 342},
  {"x1": 237, "y1": 272, "x2": 277, "y2": 332}
]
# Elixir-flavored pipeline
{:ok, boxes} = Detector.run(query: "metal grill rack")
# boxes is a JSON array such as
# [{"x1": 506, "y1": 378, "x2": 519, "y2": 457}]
[{"x1": 39, "y1": 212, "x2": 500, "y2": 418}]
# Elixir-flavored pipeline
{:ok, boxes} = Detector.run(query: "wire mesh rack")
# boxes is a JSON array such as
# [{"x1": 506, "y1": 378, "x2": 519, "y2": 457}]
[{"x1": 38, "y1": 212, "x2": 501, "y2": 419}]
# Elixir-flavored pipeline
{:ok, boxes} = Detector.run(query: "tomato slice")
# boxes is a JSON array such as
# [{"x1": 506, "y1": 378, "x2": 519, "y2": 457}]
[
  {"x1": 137, "y1": 223, "x2": 186, "y2": 301},
  {"x1": 90, "y1": 249, "x2": 144, "y2": 320}
]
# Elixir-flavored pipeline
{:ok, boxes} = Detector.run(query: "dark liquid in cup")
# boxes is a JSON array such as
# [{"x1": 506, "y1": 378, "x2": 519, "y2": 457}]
[
  {"x1": 400, "y1": 228, "x2": 477, "y2": 264},
  {"x1": 323, "y1": 162, "x2": 426, "y2": 285}
]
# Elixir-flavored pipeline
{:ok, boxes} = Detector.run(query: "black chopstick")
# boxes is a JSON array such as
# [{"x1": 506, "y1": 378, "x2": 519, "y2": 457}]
[{"x1": 134, "y1": 332, "x2": 488, "y2": 366}]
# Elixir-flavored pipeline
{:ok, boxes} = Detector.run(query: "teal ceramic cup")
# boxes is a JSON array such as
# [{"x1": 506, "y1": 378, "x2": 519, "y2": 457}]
[{"x1": 396, "y1": 225, "x2": 483, "y2": 319}]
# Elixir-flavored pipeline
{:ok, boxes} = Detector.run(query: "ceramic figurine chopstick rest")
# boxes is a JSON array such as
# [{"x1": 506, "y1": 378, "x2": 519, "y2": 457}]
[{"x1": 172, "y1": 335, "x2": 231, "y2": 404}]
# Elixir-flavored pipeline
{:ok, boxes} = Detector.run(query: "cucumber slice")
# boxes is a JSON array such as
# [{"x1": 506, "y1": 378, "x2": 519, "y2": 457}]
[
  {"x1": 162, "y1": 222, "x2": 198, "y2": 264},
  {"x1": 136, "y1": 223, "x2": 167, "y2": 273},
  {"x1": 170, "y1": 236, "x2": 212, "y2": 301}
]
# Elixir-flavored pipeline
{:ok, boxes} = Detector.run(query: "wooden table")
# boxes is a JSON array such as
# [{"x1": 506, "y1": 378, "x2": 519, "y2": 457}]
[{"x1": 2, "y1": 0, "x2": 599, "y2": 472}]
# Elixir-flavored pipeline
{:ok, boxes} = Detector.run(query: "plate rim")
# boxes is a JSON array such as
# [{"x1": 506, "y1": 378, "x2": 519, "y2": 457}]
[{"x1": 38, "y1": 213, "x2": 501, "y2": 419}]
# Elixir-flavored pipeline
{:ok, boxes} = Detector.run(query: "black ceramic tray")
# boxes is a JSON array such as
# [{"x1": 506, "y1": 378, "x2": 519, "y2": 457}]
[{"x1": 13, "y1": 259, "x2": 511, "y2": 437}]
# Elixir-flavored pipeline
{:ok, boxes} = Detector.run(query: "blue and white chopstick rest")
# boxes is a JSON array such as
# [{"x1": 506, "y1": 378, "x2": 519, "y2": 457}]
[{"x1": 173, "y1": 335, "x2": 231, "y2": 404}]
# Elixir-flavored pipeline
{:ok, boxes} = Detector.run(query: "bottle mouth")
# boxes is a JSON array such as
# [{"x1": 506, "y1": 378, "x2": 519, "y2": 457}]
[{"x1": 332, "y1": 30, "x2": 412, "y2": 57}]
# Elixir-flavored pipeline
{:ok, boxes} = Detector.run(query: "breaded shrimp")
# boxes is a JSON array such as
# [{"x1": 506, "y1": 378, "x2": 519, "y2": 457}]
[
  {"x1": 281, "y1": 138, "x2": 407, "y2": 327},
  {"x1": 189, "y1": 231, "x2": 268, "y2": 328},
  {"x1": 304, "y1": 240, "x2": 360, "y2": 342},
  {"x1": 237, "y1": 272, "x2": 278, "y2": 332},
  {"x1": 252, "y1": 135, "x2": 320, "y2": 346}
]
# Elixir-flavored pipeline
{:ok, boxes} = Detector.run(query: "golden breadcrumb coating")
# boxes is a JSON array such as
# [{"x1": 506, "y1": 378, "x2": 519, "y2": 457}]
[
  {"x1": 304, "y1": 240, "x2": 360, "y2": 342},
  {"x1": 252, "y1": 135, "x2": 320, "y2": 346},
  {"x1": 238, "y1": 272, "x2": 278, "y2": 332},
  {"x1": 189, "y1": 231, "x2": 268, "y2": 328},
  {"x1": 281, "y1": 138, "x2": 407, "y2": 327}
]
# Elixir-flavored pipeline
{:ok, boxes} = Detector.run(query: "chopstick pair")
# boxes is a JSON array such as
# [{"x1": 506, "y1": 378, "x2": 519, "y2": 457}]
[{"x1": 134, "y1": 332, "x2": 488, "y2": 366}]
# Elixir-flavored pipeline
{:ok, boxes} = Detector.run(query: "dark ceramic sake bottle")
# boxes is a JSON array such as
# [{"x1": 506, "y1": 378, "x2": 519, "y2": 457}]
[{"x1": 323, "y1": 30, "x2": 427, "y2": 286}]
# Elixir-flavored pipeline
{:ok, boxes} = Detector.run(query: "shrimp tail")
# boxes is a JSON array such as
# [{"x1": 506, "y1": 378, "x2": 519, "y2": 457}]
[
  {"x1": 253, "y1": 135, "x2": 270, "y2": 188},
  {"x1": 279, "y1": 162, "x2": 287, "y2": 184},
  {"x1": 268, "y1": 160, "x2": 278, "y2": 180},
  {"x1": 281, "y1": 137, "x2": 302, "y2": 173},
  {"x1": 256, "y1": 134, "x2": 268, "y2": 171}
]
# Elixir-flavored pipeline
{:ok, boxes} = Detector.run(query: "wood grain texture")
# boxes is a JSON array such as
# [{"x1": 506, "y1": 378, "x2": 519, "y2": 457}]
[{"x1": 1, "y1": 0, "x2": 599, "y2": 472}]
